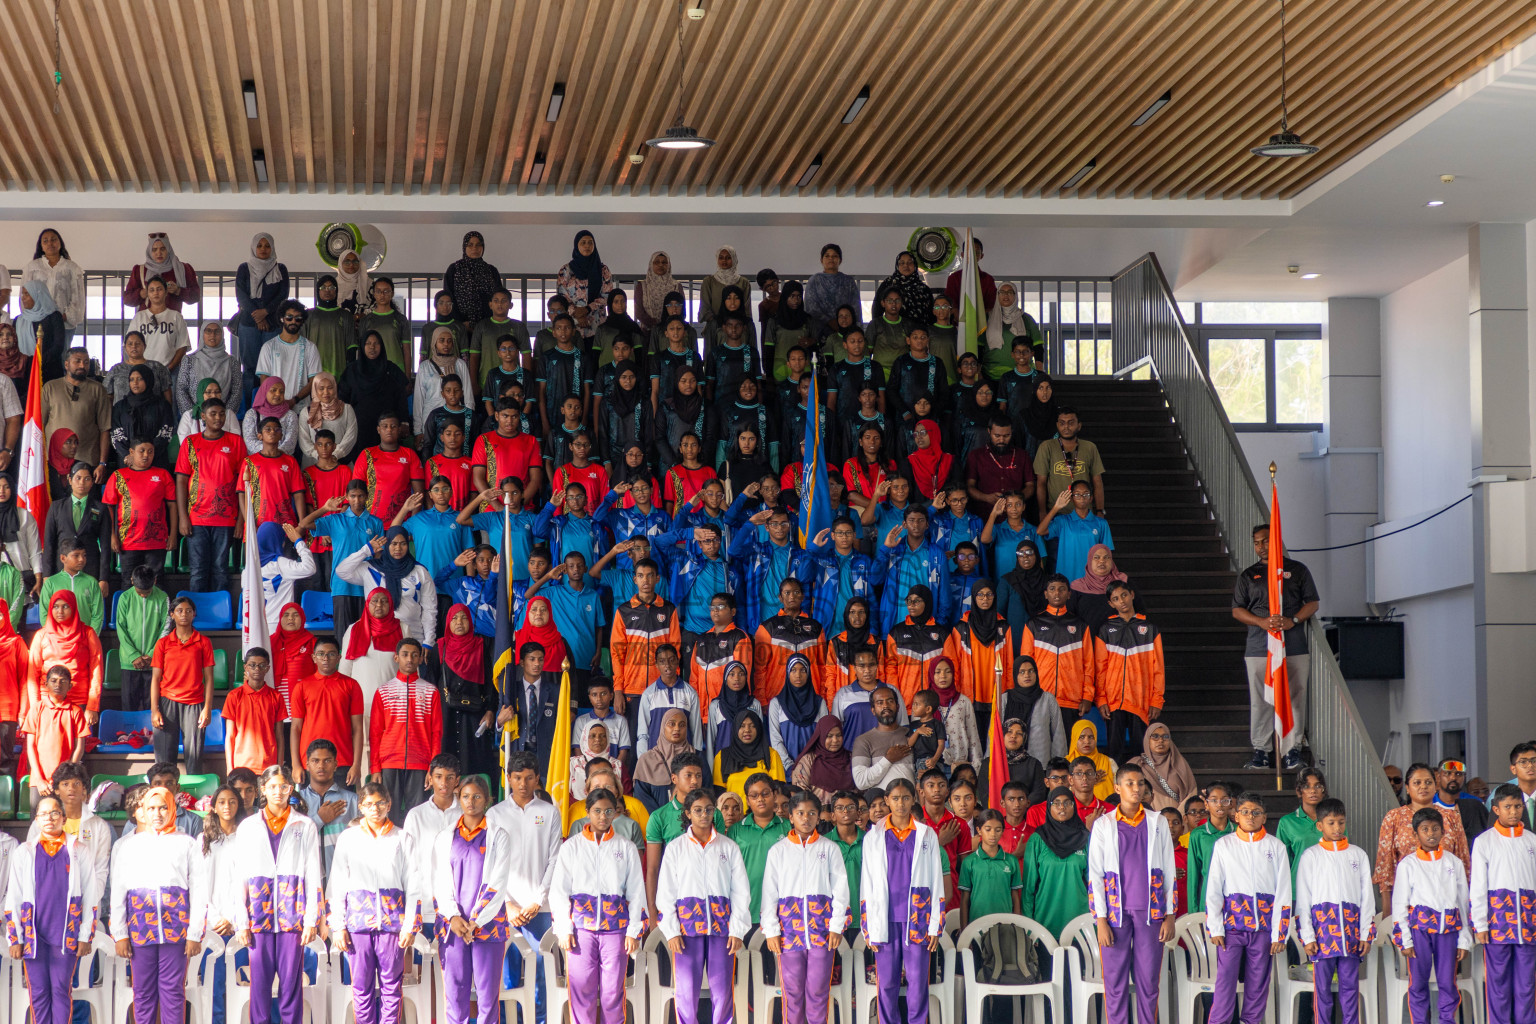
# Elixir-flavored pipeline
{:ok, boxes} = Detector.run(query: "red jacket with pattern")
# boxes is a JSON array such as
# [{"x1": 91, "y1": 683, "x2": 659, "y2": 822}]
[{"x1": 367, "y1": 673, "x2": 442, "y2": 771}]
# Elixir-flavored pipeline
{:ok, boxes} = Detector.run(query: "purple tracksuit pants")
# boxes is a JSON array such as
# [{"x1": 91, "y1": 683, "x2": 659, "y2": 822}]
[
  {"x1": 1211, "y1": 929, "x2": 1273, "y2": 1024},
  {"x1": 348, "y1": 931, "x2": 405, "y2": 1024},
  {"x1": 131, "y1": 942, "x2": 188, "y2": 1024},
  {"x1": 875, "y1": 924, "x2": 931, "y2": 1024},
  {"x1": 1407, "y1": 930, "x2": 1462, "y2": 1024},
  {"x1": 1311, "y1": 955, "x2": 1362, "y2": 1024},
  {"x1": 1100, "y1": 915, "x2": 1164, "y2": 1024},
  {"x1": 1484, "y1": 943, "x2": 1536, "y2": 1024},
  {"x1": 566, "y1": 929, "x2": 627, "y2": 1024},
  {"x1": 673, "y1": 933, "x2": 735, "y2": 1024},
  {"x1": 441, "y1": 933, "x2": 505, "y2": 1024},
  {"x1": 250, "y1": 930, "x2": 305, "y2": 1024},
  {"x1": 25, "y1": 944, "x2": 77, "y2": 1024},
  {"x1": 779, "y1": 945, "x2": 836, "y2": 1024}
]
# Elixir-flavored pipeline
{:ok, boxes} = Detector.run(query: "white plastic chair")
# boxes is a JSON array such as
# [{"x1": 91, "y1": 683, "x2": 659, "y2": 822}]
[
  {"x1": 1165, "y1": 912, "x2": 1277, "y2": 1024},
  {"x1": 534, "y1": 927, "x2": 647, "y2": 1024},
  {"x1": 189, "y1": 933, "x2": 228, "y2": 1024},
  {"x1": 644, "y1": 925, "x2": 746, "y2": 1024},
  {"x1": 73, "y1": 932, "x2": 116, "y2": 1024},
  {"x1": 223, "y1": 935, "x2": 329, "y2": 1024},
  {"x1": 331, "y1": 935, "x2": 432, "y2": 1024},
  {"x1": 1380, "y1": 930, "x2": 1480, "y2": 1024},
  {"x1": 1273, "y1": 927, "x2": 1314, "y2": 1024},
  {"x1": 957, "y1": 913, "x2": 1065, "y2": 1024},
  {"x1": 851, "y1": 928, "x2": 959, "y2": 1024},
  {"x1": 1062, "y1": 912, "x2": 1107, "y2": 1024},
  {"x1": 832, "y1": 937, "x2": 857, "y2": 1024},
  {"x1": 744, "y1": 930, "x2": 782, "y2": 1024},
  {"x1": 9, "y1": 949, "x2": 29, "y2": 1024}
]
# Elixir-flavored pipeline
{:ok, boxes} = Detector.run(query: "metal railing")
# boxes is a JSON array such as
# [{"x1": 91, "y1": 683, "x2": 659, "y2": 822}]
[
  {"x1": 1111, "y1": 252, "x2": 1396, "y2": 845},
  {"x1": 56, "y1": 269, "x2": 1114, "y2": 372}
]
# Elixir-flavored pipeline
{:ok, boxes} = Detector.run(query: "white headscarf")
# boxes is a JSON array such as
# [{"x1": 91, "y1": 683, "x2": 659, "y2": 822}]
[
  {"x1": 711, "y1": 245, "x2": 741, "y2": 286},
  {"x1": 643, "y1": 250, "x2": 677, "y2": 321},
  {"x1": 142, "y1": 232, "x2": 187, "y2": 289},
  {"x1": 984, "y1": 280, "x2": 1020, "y2": 352},
  {"x1": 335, "y1": 248, "x2": 370, "y2": 308},
  {"x1": 245, "y1": 233, "x2": 283, "y2": 292}
]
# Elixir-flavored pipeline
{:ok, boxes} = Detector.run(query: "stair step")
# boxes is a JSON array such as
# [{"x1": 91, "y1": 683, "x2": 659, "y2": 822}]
[{"x1": 1119, "y1": 554, "x2": 1233, "y2": 572}]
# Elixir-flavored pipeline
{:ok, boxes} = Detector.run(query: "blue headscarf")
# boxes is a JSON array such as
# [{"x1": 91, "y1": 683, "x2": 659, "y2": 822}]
[
  {"x1": 14, "y1": 281, "x2": 59, "y2": 354},
  {"x1": 256, "y1": 522, "x2": 286, "y2": 566},
  {"x1": 370, "y1": 525, "x2": 418, "y2": 606}
]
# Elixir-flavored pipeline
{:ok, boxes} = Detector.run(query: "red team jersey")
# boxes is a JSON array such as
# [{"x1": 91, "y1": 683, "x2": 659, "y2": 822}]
[
  {"x1": 353, "y1": 445, "x2": 425, "y2": 522},
  {"x1": 427, "y1": 453, "x2": 476, "y2": 509},
  {"x1": 175, "y1": 432, "x2": 244, "y2": 527},
  {"x1": 237, "y1": 452, "x2": 305, "y2": 525},
  {"x1": 103, "y1": 466, "x2": 175, "y2": 549},
  {"x1": 471, "y1": 431, "x2": 541, "y2": 495},
  {"x1": 551, "y1": 462, "x2": 610, "y2": 511},
  {"x1": 304, "y1": 463, "x2": 353, "y2": 552}
]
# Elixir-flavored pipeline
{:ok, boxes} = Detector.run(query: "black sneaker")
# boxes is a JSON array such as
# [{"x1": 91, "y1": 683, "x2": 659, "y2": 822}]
[
  {"x1": 1281, "y1": 749, "x2": 1304, "y2": 772},
  {"x1": 1245, "y1": 749, "x2": 1272, "y2": 769}
]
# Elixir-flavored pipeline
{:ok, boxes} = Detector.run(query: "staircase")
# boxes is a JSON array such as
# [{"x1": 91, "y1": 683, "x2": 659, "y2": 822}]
[{"x1": 1053, "y1": 377, "x2": 1300, "y2": 819}]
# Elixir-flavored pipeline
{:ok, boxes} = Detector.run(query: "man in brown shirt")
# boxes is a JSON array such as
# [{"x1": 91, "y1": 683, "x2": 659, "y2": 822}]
[{"x1": 43, "y1": 347, "x2": 111, "y2": 484}]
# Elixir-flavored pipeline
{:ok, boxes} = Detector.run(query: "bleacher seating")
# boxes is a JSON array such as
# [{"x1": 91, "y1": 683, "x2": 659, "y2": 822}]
[
  {"x1": 301, "y1": 590, "x2": 335, "y2": 630},
  {"x1": 177, "y1": 590, "x2": 235, "y2": 630},
  {"x1": 95, "y1": 710, "x2": 153, "y2": 754}
]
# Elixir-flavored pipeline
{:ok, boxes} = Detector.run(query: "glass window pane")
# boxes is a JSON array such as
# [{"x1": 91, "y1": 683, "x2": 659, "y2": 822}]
[
  {"x1": 1207, "y1": 337, "x2": 1266, "y2": 422},
  {"x1": 1201, "y1": 301, "x2": 1323, "y2": 324},
  {"x1": 1275, "y1": 338, "x2": 1323, "y2": 423}
]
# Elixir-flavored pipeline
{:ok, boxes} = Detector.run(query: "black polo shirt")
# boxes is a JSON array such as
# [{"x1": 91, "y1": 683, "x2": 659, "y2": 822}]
[{"x1": 1232, "y1": 557, "x2": 1319, "y2": 656}]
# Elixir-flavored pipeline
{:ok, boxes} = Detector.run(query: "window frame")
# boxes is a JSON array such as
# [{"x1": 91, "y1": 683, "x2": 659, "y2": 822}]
[{"x1": 1184, "y1": 303, "x2": 1323, "y2": 431}]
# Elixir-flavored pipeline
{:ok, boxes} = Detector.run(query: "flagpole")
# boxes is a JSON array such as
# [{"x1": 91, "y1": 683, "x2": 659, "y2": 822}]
[{"x1": 1270, "y1": 461, "x2": 1282, "y2": 793}]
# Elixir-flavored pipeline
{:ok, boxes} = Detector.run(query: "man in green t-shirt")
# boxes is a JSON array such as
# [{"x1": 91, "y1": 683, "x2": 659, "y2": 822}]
[{"x1": 727, "y1": 775, "x2": 791, "y2": 921}]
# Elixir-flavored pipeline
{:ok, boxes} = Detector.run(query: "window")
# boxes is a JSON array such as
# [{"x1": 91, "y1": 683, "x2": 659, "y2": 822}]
[
  {"x1": 1181, "y1": 302, "x2": 1324, "y2": 430},
  {"x1": 1409, "y1": 724, "x2": 1435, "y2": 766},
  {"x1": 1439, "y1": 721, "x2": 1468, "y2": 764}
]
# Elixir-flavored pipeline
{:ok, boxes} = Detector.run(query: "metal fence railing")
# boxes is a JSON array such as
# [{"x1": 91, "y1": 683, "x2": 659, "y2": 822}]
[
  {"x1": 1111, "y1": 252, "x2": 1395, "y2": 845},
  {"x1": 53, "y1": 270, "x2": 1116, "y2": 373}
]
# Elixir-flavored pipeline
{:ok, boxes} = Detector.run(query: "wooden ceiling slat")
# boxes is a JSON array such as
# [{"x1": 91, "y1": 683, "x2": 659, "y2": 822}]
[
  {"x1": 5, "y1": 0, "x2": 1536, "y2": 197},
  {"x1": 1159, "y1": 0, "x2": 1433, "y2": 199}
]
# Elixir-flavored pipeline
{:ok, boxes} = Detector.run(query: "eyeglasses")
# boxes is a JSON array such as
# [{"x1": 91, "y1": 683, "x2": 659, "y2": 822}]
[
  {"x1": 1207, "y1": 797, "x2": 1235, "y2": 807},
  {"x1": 1516, "y1": 758, "x2": 1536, "y2": 768},
  {"x1": 1385, "y1": 776, "x2": 1403, "y2": 784}
]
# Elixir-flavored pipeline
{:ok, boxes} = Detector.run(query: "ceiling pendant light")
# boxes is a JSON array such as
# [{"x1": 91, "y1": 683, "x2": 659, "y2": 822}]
[
  {"x1": 1252, "y1": 0, "x2": 1318, "y2": 158},
  {"x1": 647, "y1": 0, "x2": 715, "y2": 151}
]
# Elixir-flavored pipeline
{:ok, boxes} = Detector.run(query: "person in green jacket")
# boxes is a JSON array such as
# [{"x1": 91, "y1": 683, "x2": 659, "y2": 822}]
[
  {"x1": 1275, "y1": 767, "x2": 1327, "y2": 889},
  {"x1": 39, "y1": 540, "x2": 107, "y2": 635},
  {"x1": 1185, "y1": 779, "x2": 1236, "y2": 916},
  {"x1": 1019, "y1": 787, "x2": 1091, "y2": 937},
  {"x1": 0, "y1": 558, "x2": 22, "y2": 630},
  {"x1": 115, "y1": 563, "x2": 169, "y2": 713}
]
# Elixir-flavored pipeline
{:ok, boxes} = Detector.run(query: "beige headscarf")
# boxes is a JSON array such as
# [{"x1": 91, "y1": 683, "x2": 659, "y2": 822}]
[
  {"x1": 711, "y1": 245, "x2": 741, "y2": 286},
  {"x1": 426, "y1": 326, "x2": 460, "y2": 377},
  {"x1": 643, "y1": 251, "x2": 677, "y2": 321},
  {"x1": 335, "y1": 249, "x2": 370, "y2": 308},
  {"x1": 307, "y1": 371, "x2": 345, "y2": 428}
]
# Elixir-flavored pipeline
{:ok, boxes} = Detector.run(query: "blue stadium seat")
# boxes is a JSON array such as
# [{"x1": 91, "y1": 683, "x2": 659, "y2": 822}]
[
  {"x1": 175, "y1": 590, "x2": 234, "y2": 630},
  {"x1": 197, "y1": 709, "x2": 225, "y2": 753},
  {"x1": 24, "y1": 603, "x2": 38, "y2": 627},
  {"x1": 109, "y1": 590, "x2": 122, "y2": 630},
  {"x1": 300, "y1": 591, "x2": 334, "y2": 629},
  {"x1": 95, "y1": 710, "x2": 154, "y2": 754}
]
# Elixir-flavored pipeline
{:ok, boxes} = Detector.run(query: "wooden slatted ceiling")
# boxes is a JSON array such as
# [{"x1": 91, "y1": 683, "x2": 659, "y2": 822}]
[{"x1": 0, "y1": 0, "x2": 1531, "y2": 200}]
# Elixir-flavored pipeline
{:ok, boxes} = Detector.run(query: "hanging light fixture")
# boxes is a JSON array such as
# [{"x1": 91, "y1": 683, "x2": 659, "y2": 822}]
[
  {"x1": 1251, "y1": 0, "x2": 1318, "y2": 158},
  {"x1": 647, "y1": 0, "x2": 715, "y2": 150}
]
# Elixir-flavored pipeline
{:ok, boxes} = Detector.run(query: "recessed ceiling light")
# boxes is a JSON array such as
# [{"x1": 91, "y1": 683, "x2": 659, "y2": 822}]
[
  {"x1": 242, "y1": 80, "x2": 258, "y2": 119},
  {"x1": 545, "y1": 83, "x2": 565, "y2": 123},
  {"x1": 1132, "y1": 91, "x2": 1172, "y2": 127},
  {"x1": 796, "y1": 153, "x2": 823, "y2": 188},
  {"x1": 1425, "y1": 199, "x2": 1444, "y2": 207},
  {"x1": 1300, "y1": 272, "x2": 1320, "y2": 279},
  {"x1": 1060, "y1": 159, "x2": 1097, "y2": 191},
  {"x1": 252, "y1": 148, "x2": 267, "y2": 183},
  {"x1": 529, "y1": 152, "x2": 546, "y2": 185},
  {"x1": 842, "y1": 86, "x2": 870, "y2": 124}
]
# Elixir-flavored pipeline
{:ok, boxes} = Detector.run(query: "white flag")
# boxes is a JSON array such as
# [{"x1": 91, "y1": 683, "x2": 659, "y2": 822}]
[{"x1": 240, "y1": 483, "x2": 273, "y2": 687}]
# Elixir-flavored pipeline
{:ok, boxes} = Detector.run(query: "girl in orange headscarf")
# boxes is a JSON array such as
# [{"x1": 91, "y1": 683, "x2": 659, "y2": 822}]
[{"x1": 24, "y1": 590, "x2": 102, "y2": 730}]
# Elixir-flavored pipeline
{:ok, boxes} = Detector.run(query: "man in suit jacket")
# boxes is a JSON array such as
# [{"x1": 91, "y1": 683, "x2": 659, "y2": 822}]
[
  {"x1": 499, "y1": 640, "x2": 564, "y2": 767},
  {"x1": 42, "y1": 461, "x2": 114, "y2": 587}
]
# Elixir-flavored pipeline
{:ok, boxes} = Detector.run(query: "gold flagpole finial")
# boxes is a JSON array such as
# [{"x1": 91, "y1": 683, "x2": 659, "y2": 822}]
[{"x1": 1268, "y1": 461, "x2": 1277, "y2": 480}]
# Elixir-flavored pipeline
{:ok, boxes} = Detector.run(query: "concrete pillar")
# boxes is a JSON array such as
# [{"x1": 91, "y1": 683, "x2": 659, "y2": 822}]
[{"x1": 1469, "y1": 222, "x2": 1536, "y2": 774}]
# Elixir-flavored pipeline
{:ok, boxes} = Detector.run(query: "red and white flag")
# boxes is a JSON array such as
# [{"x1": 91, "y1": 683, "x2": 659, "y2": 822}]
[
  {"x1": 15, "y1": 347, "x2": 46, "y2": 540},
  {"x1": 1264, "y1": 481, "x2": 1298, "y2": 753},
  {"x1": 241, "y1": 469, "x2": 273, "y2": 687}
]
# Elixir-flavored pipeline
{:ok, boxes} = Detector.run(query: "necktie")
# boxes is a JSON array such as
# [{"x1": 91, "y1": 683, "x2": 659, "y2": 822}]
[{"x1": 72, "y1": 497, "x2": 84, "y2": 530}]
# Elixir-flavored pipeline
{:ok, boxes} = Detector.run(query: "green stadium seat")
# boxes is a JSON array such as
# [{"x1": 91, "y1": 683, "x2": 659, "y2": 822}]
[
  {"x1": 0, "y1": 775, "x2": 14, "y2": 817},
  {"x1": 17, "y1": 775, "x2": 33, "y2": 819},
  {"x1": 213, "y1": 648, "x2": 229, "y2": 688},
  {"x1": 104, "y1": 648, "x2": 122, "y2": 690}
]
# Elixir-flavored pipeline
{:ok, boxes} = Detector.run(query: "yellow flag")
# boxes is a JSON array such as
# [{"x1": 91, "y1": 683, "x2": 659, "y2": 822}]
[{"x1": 545, "y1": 657, "x2": 574, "y2": 829}]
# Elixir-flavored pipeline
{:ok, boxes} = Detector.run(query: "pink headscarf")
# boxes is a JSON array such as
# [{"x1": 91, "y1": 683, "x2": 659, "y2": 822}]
[
  {"x1": 252, "y1": 377, "x2": 291, "y2": 421},
  {"x1": 1070, "y1": 543, "x2": 1128, "y2": 595}
]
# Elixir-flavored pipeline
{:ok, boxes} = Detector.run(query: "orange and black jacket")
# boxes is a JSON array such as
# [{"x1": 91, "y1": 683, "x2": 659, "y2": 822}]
[
  {"x1": 821, "y1": 631, "x2": 880, "y2": 701},
  {"x1": 1093, "y1": 614, "x2": 1165, "y2": 723},
  {"x1": 688, "y1": 624, "x2": 754, "y2": 709},
  {"x1": 751, "y1": 612, "x2": 827, "y2": 705},
  {"x1": 947, "y1": 613, "x2": 1014, "y2": 706},
  {"x1": 1018, "y1": 605, "x2": 1096, "y2": 708},
  {"x1": 879, "y1": 617, "x2": 953, "y2": 709},
  {"x1": 610, "y1": 595, "x2": 682, "y2": 697}
]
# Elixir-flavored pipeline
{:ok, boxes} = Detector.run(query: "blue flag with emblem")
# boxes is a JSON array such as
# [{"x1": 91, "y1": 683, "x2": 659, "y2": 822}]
[{"x1": 799, "y1": 359, "x2": 832, "y2": 547}]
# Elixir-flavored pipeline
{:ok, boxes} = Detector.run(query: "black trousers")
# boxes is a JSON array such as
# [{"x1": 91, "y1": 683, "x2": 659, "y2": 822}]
[
  {"x1": 0, "y1": 720, "x2": 16, "y2": 776},
  {"x1": 1108, "y1": 710, "x2": 1148, "y2": 763},
  {"x1": 332, "y1": 595, "x2": 361, "y2": 648},
  {"x1": 152, "y1": 697, "x2": 206, "y2": 774},
  {"x1": 119, "y1": 548, "x2": 167, "y2": 585},
  {"x1": 381, "y1": 768, "x2": 427, "y2": 825},
  {"x1": 121, "y1": 669, "x2": 153, "y2": 713}
]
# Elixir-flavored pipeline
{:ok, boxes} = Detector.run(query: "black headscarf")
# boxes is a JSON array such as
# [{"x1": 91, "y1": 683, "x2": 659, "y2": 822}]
[
  {"x1": 613, "y1": 445, "x2": 655, "y2": 487},
  {"x1": 662, "y1": 290, "x2": 688, "y2": 318},
  {"x1": 604, "y1": 289, "x2": 644, "y2": 339},
  {"x1": 666, "y1": 370, "x2": 704, "y2": 428},
  {"x1": 877, "y1": 251, "x2": 936, "y2": 326},
  {"x1": 1038, "y1": 786, "x2": 1091, "y2": 859},
  {"x1": 967, "y1": 578, "x2": 1004, "y2": 647},
  {"x1": 905, "y1": 584, "x2": 933, "y2": 625},
  {"x1": 719, "y1": 708, "x2": 772, "y2": 780},
  {"x1": 716, "y1": 284, "x2": 748, "y2": 323},
  {"x1": 1023, "y1": 373, "x2": 1060, "y2": 443},
  {"x1": 1005, "y1": 656, "x2": 1046, "y2": 726},
  {"x1": 445, "y1": 231, "x2": 503, "y2": 323},
  {"x1": 0, "y1": 472, "x2": 18, "y2": 543},
  {"x1": 608, "y1": 360, "x2": 644, "y2": 416},
  {"x1": 774, "y1": 281, "x2": 808, "y2": 332},
  {"x1": 1002, "y1": 539, "x2": 1049, "y2": 618},
  {"x1": 340, "y1": 331, "x2": 409, "y2": 449},
  {"x1": 568, "y1": 230, "x2": 605, "y2": 304},
  {"x1": 724, "y1": 428, "x2": 771, "y2": 496},
  {"x1": 841, "y1": 598, "x2": 873, "y2": 649}
]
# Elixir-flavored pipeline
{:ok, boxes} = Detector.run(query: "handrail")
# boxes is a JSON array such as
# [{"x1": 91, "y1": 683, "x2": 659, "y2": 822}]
[{"x1": 1111, "y1": 252, "x2": 1396, "y2": 846}]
